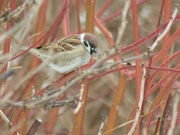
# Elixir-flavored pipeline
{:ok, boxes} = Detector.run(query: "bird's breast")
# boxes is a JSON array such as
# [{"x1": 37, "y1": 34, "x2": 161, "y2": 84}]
[{"x1": 48, "y1": 46, "x2": 91, "y2": 73}]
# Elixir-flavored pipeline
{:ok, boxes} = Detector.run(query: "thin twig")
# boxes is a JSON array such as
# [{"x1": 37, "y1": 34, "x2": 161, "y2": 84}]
[
  {"x1": 115, "y1": 0, "x2": 131, "y2": 45},
  {"x1": 159, "y1": 94, "x2": 172, "y2": 135},
  {"x1": 149, "y1": 8, "x2": 178, "y2": 52},
  {"x1": 0, "y1": 0, "x2": 35, "y2": 23},
  {"x1": 0, "y1": 0, "x2": 44, "y2": 44},
  {"x1": 127, "y1": 67, "x2": 146, "y2": 135},
  {"x1": 0, "y1": 19, "x2": 26, "y2": 44},
  {"x1": 0, "y1": 70, "x2": 15, "y2": 82},
  {"x1": 97, "y1": 119, "x2": 105, "y2": 135},
  {"x1": 103, "y1": 119, "x2": 135, "y2": 135},
  {"x1": 73, "y1": 83, "x2": 84, "y2": 114},
  {"x1": 26, "y1": 119, "x2": 42, "y2": 135},
  {"x1": 153, "y1": 117, "x2": 161, "y2": 135},
  {"x1": 0, "y1": 110, "x2": 11, "y2": 126},
  {"x1": 167, "y1": 91, "x2": 179, "y2": 135}
]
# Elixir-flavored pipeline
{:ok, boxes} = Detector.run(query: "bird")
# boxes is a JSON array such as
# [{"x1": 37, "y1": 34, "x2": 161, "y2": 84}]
[{"x1": 32, "y1": 33, "x2": 98, "y2": 73}]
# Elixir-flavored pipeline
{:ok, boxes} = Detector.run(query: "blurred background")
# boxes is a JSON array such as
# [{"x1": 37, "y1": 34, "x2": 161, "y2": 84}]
[{"x1": 0, "y1": 0, "x2": 179, "y2": 135}]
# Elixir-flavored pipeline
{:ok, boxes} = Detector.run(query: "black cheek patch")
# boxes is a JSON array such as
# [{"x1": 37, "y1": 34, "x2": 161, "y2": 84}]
[{"x1": 84, "y1": 41, "x2": 89, "y2": 47}]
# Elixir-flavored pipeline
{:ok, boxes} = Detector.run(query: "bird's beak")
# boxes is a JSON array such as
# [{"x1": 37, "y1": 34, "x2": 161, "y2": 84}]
[{"x1": 93, "y1": 48, "x2": 97, "y2": 54}]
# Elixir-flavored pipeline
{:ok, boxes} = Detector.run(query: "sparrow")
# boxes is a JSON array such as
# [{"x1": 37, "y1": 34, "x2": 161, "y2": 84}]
[{"x1": 32, "y1": 33, "x2": 97, "y2": 73}]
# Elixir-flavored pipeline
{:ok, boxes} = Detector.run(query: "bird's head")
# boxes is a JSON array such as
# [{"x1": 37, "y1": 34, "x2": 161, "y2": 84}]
[{"x1": 80, "y1": 33, "x2": 97, "y2": 55}]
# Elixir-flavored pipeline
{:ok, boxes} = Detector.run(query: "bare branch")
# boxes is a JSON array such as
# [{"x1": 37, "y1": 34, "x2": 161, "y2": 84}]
[
  {"x1": 127, "y1": 67, "x2": 146, "y2": 135},
  {"x1": 167, "y1": 92, "x2": 179, "y2": 135},
  {"x1": 149, "y1": 8, "x2": 178, "y2": 52},
  {"x1": 115, "y1": 0, "x2": 131, "y2": 45}
]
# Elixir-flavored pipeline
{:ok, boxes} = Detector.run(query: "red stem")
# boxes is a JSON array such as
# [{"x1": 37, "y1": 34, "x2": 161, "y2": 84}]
[
  {"x1": 101, "y1": 0, "x2": 149, "y2": 23},
  {"x1": 8, "y1": 0, "x2": 70, "y2": 62}
]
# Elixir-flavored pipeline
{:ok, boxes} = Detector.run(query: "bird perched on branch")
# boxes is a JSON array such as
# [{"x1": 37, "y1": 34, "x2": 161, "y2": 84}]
[{"x1": 31, "y1": 33, "x2": 97, "y2": 73}]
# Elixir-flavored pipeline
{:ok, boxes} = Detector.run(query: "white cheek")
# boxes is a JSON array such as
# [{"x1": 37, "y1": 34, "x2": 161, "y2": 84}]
[
  {"x1": 87, "y1": 46, "x2": 91, "y2": 53},
  {"x1": 80, "y1": 33, "x2": 85, "y2": 43}
]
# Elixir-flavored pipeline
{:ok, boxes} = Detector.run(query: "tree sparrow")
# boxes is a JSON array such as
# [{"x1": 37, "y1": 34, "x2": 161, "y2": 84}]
[{"x1": 32, "y1": 33, "x2": 97, "y2": 73}]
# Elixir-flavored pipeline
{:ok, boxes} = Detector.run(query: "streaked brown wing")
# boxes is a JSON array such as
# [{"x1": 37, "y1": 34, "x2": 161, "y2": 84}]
[{"x1": 37, "y1": 34, "x2": 82, "y2": 53}]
